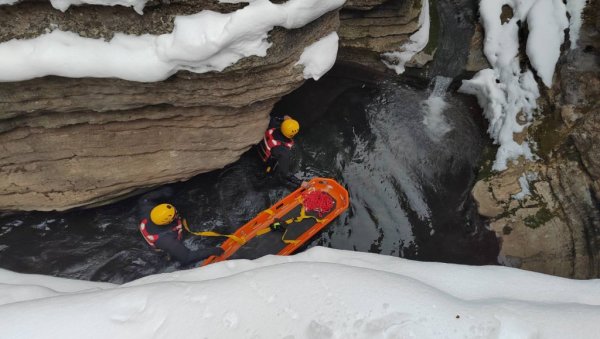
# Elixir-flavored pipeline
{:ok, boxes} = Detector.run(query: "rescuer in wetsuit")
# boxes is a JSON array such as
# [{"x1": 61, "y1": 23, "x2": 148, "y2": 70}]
[
  {"x1": 137, "y1": 188, "x2": 223, "y2": 265},
  {"x1": 257, "y1": 115, "x2": 303, "y2": 187}
]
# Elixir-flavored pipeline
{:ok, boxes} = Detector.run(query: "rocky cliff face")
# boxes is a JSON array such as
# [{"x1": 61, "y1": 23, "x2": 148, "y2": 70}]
[
  {"x1": 0, "y1": 0, "x2": 431, "y2": 211},
  {"x1": 338, "y1": 0, "x2": 432, "y2": 72},
  {"x1": 470, "y1": 1, "x2": 600, "y2": 278},
  {"x1": 0, "y1": 1, "x2": 339, "y2": 211}
]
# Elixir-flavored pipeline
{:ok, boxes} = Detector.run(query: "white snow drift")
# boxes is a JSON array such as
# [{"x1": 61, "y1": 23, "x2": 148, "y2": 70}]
[
  {"x1": 0, "y1": 0, "x2": 344, "y2": 82},
  {"x1": 0, "y1": 247, "x2": 599, "y2": 338},
  {"x1": 296, "y1": 32, "x2": 339, "y2": 81},
  {"x1": 459, "y1": 0, "x2": 586, "y2": 171}
]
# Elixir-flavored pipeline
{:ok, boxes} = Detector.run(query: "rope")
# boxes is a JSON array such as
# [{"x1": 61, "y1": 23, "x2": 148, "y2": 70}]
[
  {"x1": 301, "y1": 190, "x2": 334, "y2": 217},
  {"x1": 182, "y1": 219, "x2": 246, "y2": 245},
  {"x1": 183, "y1": 191, "x2": 334, "y2": 247},
  {"x1": 256, "y1": 205, "x2": 326, "y2": 244}
]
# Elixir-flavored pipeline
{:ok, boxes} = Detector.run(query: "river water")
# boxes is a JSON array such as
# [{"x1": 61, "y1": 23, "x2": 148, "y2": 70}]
[
  {"x1": 0, "y1": 70, "x2": 499, "y2": 283},
  {"x1": 0, "y1": 0, "x2": 499, "y2": 283}
]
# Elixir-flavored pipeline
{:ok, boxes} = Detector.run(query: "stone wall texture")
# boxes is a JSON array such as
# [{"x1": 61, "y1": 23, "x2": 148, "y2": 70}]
[
  {"x1": 0, "y1": 1, "x2": 340, "y2": 211},
  {"x1": 470, "y1": 0, "x2": 600, "y2": 278}
]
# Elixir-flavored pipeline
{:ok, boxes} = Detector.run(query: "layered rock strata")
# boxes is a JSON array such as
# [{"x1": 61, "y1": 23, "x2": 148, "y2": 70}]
[
  {"x1": 0, "y1": 1, "x2": 339, "y2": 210},
  {"x1": 470, "y1": 1, "x2": 600, "y2": 278},
  {"x1": 338, "y1": 0, "x2": 433, "y2": 72}
]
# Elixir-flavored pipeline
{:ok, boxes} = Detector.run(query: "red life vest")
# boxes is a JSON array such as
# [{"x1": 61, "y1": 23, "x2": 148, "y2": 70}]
[
  {"x1": 139, "y1": 217, "x2": 183, "y2": 248},
  {"x1": 259, "y1": 128, "x2": 294, "y2": 162}
]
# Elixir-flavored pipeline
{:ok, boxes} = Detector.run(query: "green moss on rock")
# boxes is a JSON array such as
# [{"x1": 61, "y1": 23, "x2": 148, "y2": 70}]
[{"x1": 523, "y1": 206, "x2": 554, "y2": 229}]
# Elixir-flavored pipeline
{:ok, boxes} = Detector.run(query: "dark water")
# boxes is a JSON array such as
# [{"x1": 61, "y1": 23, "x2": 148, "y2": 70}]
[
  {"x1": 0, "y1": 72, "x2": 499, "y2": 283},
  {"x1": 428, "y1": 0, "x2": 478, "y2": 79}
]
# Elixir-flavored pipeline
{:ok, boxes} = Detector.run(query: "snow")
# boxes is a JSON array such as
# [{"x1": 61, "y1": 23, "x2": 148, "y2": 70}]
[
  {"x1": 459, "y1": 0, "x2": 572, "y2": 171},
  {"x1": 296, "y1": 32, "x2": 339, "y2": 81},
  {"x1": 0, "y1": 247, "x2": 599, "y2": 338},
  {"x1": 0, "y1": 269, "x2": 112, "y2": 305},
  {"x1": 0, "y1": 0, "x2": 345, "y2": 82},
  {"x1": 566, "y1": 0, "x2": 588, "y2": 49},
  {"x1": 512, "y1": 171, "x2": 539, "y2": 200},
  {"x1": 382, "y1": 0, "x2": 430, "y2": 74},
  {"x1": 512, "y1": 174, "x2": 531, "y2": 200},
  {"x1": 459, "y1": 68, "x2": 537, "y2": 171}
]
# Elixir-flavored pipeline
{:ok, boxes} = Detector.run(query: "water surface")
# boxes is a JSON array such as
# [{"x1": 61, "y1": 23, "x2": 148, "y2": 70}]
[{"x1": 0, "y1": 75, "x2": 498, "y2": 283}]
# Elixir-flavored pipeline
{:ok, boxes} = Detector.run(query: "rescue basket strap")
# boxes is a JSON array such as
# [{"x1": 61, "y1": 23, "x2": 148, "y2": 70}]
[
  {"x1": 183, "y1": 219, "x2": 246, "y2": 245},
  {"x1": 256, "y1": 206, "x2": 323, "y2": 244}
]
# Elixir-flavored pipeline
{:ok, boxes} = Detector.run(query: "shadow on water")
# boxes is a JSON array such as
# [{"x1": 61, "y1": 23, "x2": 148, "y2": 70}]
[
  {"x1": 0, "y1": 67, "x2": 499, "y2": 283},
  {"x1": 280, "y1": 69, "x2": 498, "y2": 264}
]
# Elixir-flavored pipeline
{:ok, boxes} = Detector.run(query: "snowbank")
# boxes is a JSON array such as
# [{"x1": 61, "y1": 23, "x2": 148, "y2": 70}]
[
  {"x1": 526, "y1": 0, "x2": 569, "y2": 87},
  {"x1": 296, "y1": 32, "x2": 339, "y2": 81},
  {"x1": 0, "y1": 270, "x2": 112, "y2": 305},
  {"x1": 0, "y1": 0, "x2": 345, "y2": 82},
  {"x1": 382, "y1": 0, "x2": 430, "y2": 74},
  {"x1": 566, "y1": 0, "x2": 587, "y2": 49},
  {"x1": 1, "y1": 247, "x2": 599, "y2": 338}
]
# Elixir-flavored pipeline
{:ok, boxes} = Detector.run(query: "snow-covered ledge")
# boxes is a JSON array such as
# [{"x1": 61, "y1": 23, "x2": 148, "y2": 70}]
[
  {"x1": 0, "y1": 0, "x2": 344, "y2": 82},
  {"x1": 1, "y1": 247, "x2": 599, "y2": 338}
]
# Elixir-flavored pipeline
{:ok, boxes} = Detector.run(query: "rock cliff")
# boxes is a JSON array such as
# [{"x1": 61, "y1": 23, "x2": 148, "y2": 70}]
[
  {"x1": 469, "y1": 0, "x2": 600, "y2": 278},
  {"x1": 0, "y1": 0, "x2": 430, "y2": 211},
  {"x1": 0, "y1": 1, "x2": 339, "y2": 211}
]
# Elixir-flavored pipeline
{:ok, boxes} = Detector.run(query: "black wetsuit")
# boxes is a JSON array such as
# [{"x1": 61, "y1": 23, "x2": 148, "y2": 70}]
[
  {"x1": 260, "y1": 117, "x2": 302, "y2": 187},
  {"x1": 137, "y1": 188, "x2": 222, "y2": 265}
]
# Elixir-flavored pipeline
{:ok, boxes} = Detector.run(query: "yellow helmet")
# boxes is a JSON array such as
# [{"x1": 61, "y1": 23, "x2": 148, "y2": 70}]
[
  {"x1": 281, "y1": 118, "x2": 300, "y2": 139},
  {"x1": 150, "y1": 203, "x2": 177, "y2": 226}
]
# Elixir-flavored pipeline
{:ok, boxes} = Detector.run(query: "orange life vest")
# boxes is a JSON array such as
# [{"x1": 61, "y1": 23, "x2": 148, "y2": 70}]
[{"x1": 139, "y1": 217, "x2": 183, "y2": 248}]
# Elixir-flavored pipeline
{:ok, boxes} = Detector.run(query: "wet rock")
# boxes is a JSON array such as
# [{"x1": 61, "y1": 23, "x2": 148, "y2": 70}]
[
  {"x1": 547, "y1": 162, "x2": 600, "y2": 278},
  {"x1": 492, "y1": 212, "x2": 577, "y2": 278},
  {"x1": 533, "y1": 181, "x2": 556, "y2": 210},
  {"x1": 471, "y1": 166, "x2": 526, "y2": 218},
  {"x1": 337, "y1": 0, "x2": 433, "y2": 72},
  {"x1": 465, "y1": 23, "x2": 490, "y2": 72},
  {"x1": 559, "y1": 105, "x2": 581, "y2": 128},
  {"x1": 472, "y1": 161, "x2": 598, "y2": 278},
  {"x1": 478, "y1": 163, "x2": 591, "y2": 278},
  {"x1": 0, "y1": 3, "x2": 340, "y2": 211},
  {"x1": 345, "y1": 0, "x2": 387, "y2": 10},
  {"x1": 471, "y1": 0, "x2": 600, "y2": 278},
  {"x1": 472, "y1": 179, "x2": 504, "y2": 218}
]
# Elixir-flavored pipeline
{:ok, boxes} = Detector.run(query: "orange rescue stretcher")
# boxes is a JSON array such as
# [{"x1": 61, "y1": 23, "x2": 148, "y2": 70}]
[{"x1": 201, "y1": 177, "x2": 349, "y2": 266}]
